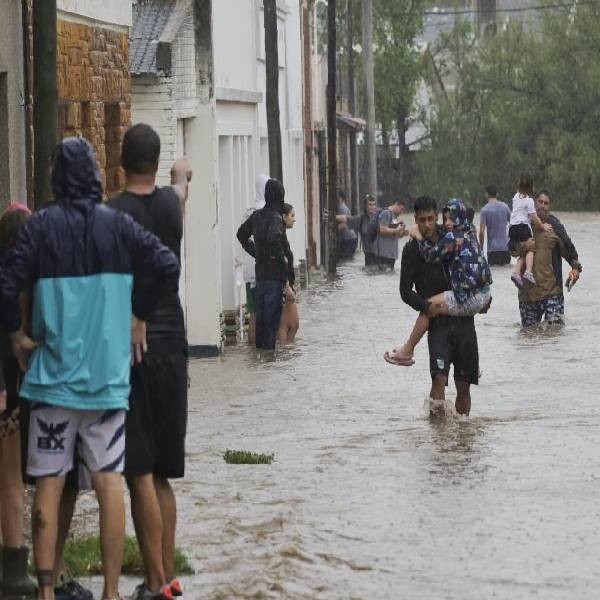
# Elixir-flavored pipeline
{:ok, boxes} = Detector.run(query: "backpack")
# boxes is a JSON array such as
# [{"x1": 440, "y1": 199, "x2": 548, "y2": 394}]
[{"x1": 366, "y1": 207, "x2": 384, "y2": 243}]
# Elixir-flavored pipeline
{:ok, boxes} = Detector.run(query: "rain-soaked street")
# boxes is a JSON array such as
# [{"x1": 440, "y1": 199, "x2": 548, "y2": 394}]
[{"x1": 83, "y1": 212, "x2": 599, "y2": 599}]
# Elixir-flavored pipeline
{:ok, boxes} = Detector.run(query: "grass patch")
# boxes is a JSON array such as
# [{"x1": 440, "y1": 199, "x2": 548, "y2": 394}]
[
  {"x1": 63, "y1": 535, "x2": 193, "y2": 577},
  {"x1": 223, "y1": 449, "x2": 274, "y2": 464}
]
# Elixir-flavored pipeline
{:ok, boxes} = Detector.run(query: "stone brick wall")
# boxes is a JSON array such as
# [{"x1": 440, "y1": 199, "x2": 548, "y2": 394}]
[{"x1": 56, "y1": 19, "x2": 132, "y2": 197}]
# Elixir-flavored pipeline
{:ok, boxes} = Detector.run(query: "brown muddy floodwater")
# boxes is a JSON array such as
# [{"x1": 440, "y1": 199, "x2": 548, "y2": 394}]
[{"x1": 76, "y1": 212, "x2": 599, "y2": 599}]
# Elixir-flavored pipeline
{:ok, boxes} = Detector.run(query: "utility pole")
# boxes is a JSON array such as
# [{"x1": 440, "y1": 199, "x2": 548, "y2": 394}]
[
  {"x1": 264, "y1": 0, "x2": 283, "y2": 181},
  {"x1": 347, "y1": 0, "x2": 359, "y2": 214},
  {"x1": 362, "y1": 0, "x2": 377, "y2": 202},
  {"x1": 22, "y1": 0, "x2": 35, "y2": 208},
  {"x1": 33, "y1": 0, "x2": 58, "y2": 208},
  {"x1": 327, "y1": 0, "x2": 337, "y2": 275}
]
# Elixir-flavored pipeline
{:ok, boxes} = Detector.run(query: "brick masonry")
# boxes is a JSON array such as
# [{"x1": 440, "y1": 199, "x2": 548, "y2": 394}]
[{"x1": 57, "y1": 19, "x2": 132, "y2": 197}]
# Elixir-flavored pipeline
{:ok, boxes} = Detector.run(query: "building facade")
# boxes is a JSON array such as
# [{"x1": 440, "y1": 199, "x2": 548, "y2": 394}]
[
  {"x1": 56, "y1": 0, "x2": 133, "y2": 197},
  {"x1": 130, "y1": 0, "x2": 307, "y2": 354}
]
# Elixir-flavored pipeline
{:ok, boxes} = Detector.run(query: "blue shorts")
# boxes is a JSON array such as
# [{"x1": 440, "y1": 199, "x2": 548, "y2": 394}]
[{"x1": 519, "y1": 294, "x2": 564, "y2": 327}]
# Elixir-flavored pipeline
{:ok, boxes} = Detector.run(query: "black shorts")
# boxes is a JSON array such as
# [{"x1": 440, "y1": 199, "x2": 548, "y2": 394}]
[
  {"x1": 377, "y1": 257, "x2": 396, "y2": 270},
  {"x1": 428, "y1": 316, "x2": 479, "y2": 385},
  {"x1": 508, "y1": 223, "x2": 532, "y2": 244},
  {"x1": 338, "y1": 237, "x2": 358, "y2": 259},
  {"x1": 125, "y1": 337, "x2": 188, "y2": 479},
  {"x1": 487, "y1": 251, "x2": 511, "y2": 266},
  {"x1": 364, "y1": 251, "x2": 377, "y2": 266}
]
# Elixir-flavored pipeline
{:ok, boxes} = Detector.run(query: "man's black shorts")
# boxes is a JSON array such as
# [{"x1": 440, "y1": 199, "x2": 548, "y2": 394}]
[
  {"x1": 125, "y1": 337, "x2": 188, "y2": 479},
  {"x1": 487, "y1": 250, "x2": 511, "y2": 266},
  {"x1": 428, "y1": 316, "x2": 479, "y2": 385}
]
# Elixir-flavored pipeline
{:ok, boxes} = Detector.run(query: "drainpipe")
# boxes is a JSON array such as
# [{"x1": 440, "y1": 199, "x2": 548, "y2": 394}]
[{"x1": 32, "y1": 0, "x2": 58, "y2": 208}]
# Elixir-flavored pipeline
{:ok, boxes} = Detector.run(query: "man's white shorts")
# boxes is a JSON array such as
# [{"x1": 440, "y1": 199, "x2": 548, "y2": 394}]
[{"x1": 27, "y1": 404, "x2": 126, "y2": 478}]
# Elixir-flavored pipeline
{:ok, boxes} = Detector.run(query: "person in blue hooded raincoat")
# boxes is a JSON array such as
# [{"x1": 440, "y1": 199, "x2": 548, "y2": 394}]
[
  {"x1": 385, "y1": 198, "x2": 492, "y2": 367},
  {"x1": 0, "y1": 137, "x2": 180, "y2": 600}
]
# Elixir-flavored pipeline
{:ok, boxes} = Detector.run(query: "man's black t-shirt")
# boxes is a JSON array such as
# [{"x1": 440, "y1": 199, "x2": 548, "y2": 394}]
[
  {"x1": 109, "y1": 187, "x2": 184, "y2": 339},
  {"x1": 399, "y1": 226, "x2": 451, "y2": 314}
]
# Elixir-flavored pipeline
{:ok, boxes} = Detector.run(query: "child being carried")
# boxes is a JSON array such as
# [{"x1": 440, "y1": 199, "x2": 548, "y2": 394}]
[
  {"x1": 509, "y1": 172, "x2": 552, "y2": 288},
  {"x1": 384, "y1": 198, "x2": 492, "y2": 366}
]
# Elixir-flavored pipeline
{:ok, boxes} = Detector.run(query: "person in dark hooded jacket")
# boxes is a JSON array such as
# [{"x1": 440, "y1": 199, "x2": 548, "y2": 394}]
[
  {"x1": 237, "y1": 178, "x2": 294, "y2": 349},
  {"x1": 0, "y1": 137, "x2": 180, "y2": 600}
]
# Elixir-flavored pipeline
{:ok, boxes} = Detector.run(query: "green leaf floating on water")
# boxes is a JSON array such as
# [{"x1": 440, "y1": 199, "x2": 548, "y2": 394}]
[{"x1": 224, "y1": 449, "x2": 275, "y2": 464}]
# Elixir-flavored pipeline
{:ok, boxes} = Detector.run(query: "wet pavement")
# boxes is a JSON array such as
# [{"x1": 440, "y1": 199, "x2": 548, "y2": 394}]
[{"x1": 79, "y1": 212, "x2": 599, "y2": 599}]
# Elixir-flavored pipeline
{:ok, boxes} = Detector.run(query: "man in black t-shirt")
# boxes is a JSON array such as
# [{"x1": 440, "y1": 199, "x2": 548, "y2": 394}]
[
  {"x1": 108, "y1": 124, "x2": 191, "y2": 600},
  {"x1": 399, "y1": 196, "x2": 479, "y2": 416}
]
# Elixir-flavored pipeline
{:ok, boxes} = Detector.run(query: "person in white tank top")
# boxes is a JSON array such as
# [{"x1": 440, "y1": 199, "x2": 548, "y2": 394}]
[{"x1": 508, "y1": 172, "x2": 552, "y2": 288}]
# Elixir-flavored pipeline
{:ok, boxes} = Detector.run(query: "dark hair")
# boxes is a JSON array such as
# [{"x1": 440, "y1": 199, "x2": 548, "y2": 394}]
[
  {"x1": 518, "y1": 172, "x2": 533, "y2": 196},
  {"x1": 337, "y1": 188, "x2": 346, "y2": 200},
  {"x1": 121, "y1": 123, "x2": 161, "y2": 175},
  {"x1": 0, "y1": 208, "x2": 30, "y2": 255},
  {"x1": 282, "y1": 203, "x2": 294, "y2": 216},
  {"x1": 465, "y1": 204, "x2": 475, "y2": 222},
  {"x1": 413, "y1": 195, "x2": 437, "y2": 214},
  {"x1": 536, "y1": 189, "x2": 550, "y2": 200},
  {"x1": 363, "y1": 194, "x2": 376, "y2": 212},
  {"x1": 485, "y1": 185, "x2": 497, "y2": 197},
  {"x1": 392, "y1": 198, "x2": 405, "y2": 207}
]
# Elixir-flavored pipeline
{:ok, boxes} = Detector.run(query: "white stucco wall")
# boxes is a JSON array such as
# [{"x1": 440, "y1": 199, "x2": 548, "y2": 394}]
[
  {"x1": 212, "y1": 0, "x2": 258, "y2": 92},
  {"x1": 212, "y1": 0, "x2": 307, "y2": 313},
  {"x1": 184, "y1": 103, "x2": 221, "y2": 350},
  {"x1": 130, "y1": 8, "x2": 221, "y2": 351},
  {"x1": 130, "y1": 0, "x2": 307, "y2": 348},
  {"x1": 131, "y1": 76, "x2": 177, "y2": 185},
  {"x1": 0, "y1": 1, "x2": 27, "y2": 207}
]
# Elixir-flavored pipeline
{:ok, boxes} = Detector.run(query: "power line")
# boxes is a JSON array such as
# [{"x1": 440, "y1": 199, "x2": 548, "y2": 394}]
[{"x1": 424, "y1": 1, "x2": 596, "y2": 17}]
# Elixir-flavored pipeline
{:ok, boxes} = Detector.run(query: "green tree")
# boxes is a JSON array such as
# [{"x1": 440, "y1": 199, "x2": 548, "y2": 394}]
[
  {"x1": 373, "y1": 0, "x2": 427, "y2": 198},
  {"x1": 414, "y1": 4, "x2": 600, "y2": 210}
]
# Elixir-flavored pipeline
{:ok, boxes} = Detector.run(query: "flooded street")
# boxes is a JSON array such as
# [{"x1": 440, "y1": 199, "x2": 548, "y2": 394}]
[{"x1": 85, "y1": 213, "x2": 599, "y2": 599}]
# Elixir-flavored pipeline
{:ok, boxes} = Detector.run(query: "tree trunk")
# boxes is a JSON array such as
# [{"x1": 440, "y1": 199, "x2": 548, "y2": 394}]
[
  {"x1": 327, "y1": 0, "x2": 337, "y2": 275},
  {"x1": 263, "y1": 0, "x2": 283, "y2": 181},
  {"x1": 33, "y1": 0, "x2": 57, "y2": 208},
  {"x1": 381, "y1": 123, "x2": 391, "y2": 200},
  {"x1": 362, "y1": 0, "x2": 377, "y2": 201},
  {"x1": 22, "y1": 0, "x2": 34, "y2": 208},
  {"x1": 396, "y1": 103, "x2": 408, "y2": 198}
]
